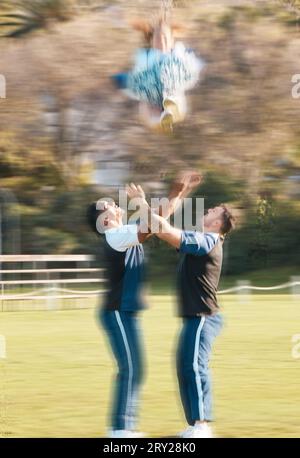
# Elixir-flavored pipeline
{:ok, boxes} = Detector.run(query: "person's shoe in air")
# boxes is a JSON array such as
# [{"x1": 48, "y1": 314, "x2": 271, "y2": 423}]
[
  {"x1": 163, "y1": 97, "x2": 181, "y2": 123},
  {"x1": 160, "y1": 110, "x2": 174, "y2": 133}
]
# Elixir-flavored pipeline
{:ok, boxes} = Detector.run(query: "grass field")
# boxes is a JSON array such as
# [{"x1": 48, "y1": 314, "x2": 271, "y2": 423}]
[{"x1": 1, "y1": 294, "x2": 300, "y2": 438}]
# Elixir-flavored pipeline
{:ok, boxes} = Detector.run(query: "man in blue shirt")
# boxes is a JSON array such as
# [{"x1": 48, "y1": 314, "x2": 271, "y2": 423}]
[{"x1": 127, "y1": 183, "x2": 235, "y2": 438}]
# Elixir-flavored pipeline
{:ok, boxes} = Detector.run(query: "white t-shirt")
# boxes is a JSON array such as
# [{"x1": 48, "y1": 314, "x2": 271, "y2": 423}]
[{"x1": 105, "y1": 224, "x2": 140, "y2": 252}]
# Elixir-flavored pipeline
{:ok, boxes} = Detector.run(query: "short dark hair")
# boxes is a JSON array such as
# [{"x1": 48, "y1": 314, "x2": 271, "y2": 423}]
[
  {"x1": 220, "y1": 204, "x2": 236, "y2": 236},
  {"x1": 86, "y1": 202, "x2": 104, "y2": 236}
]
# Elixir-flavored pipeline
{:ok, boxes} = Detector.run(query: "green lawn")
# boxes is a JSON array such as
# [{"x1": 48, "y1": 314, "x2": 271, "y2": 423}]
[{"x1": 0, "y1": 294, "x2": 300, "y2": 438}]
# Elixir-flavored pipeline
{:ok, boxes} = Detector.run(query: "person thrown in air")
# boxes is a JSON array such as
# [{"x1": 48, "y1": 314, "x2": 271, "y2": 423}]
[{"x1": 112, "y1": 16, "x2": 205, "y2": 133}]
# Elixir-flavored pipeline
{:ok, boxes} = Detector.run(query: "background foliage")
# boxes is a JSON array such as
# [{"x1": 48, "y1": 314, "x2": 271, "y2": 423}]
[{"x1": 0, "y1": 0, "x2": 300, "y2": 281}]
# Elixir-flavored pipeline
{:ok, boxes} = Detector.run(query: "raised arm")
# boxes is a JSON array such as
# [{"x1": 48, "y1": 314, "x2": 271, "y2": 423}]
[
  {"x1": 126, "y1": 171, "x2": 202, "y2": 244},
  {"x1": 126, "y1": 171, "x2": 202, "y2": 233},
  {"x1": 126, "y1": 180, "x2": 220, "y2": 253},
  {"x1": 158, "y1": 171, "x2": 202, "y2": 219},
  {"x1": 147, "y1": 208, "x2": 182, "y2": 248},
  {"x1": 126, "y1": 184, "x2": 182, "y2": 248},
  {"x1": 126, "y1": 184, "x2": 151, "y2": 244},
  {"x1": 140, "y1": 200, "x2": 219, "y2": 253}
]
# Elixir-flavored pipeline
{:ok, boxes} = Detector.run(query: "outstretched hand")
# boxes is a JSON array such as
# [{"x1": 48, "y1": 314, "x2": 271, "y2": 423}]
[
  {"x1": 126, "y1": 183, "x2": 147, "y2": 202},
  {"x1": 175, "y1": 170, "x2": 203, "y2": 196},
  {"x1": 126, "y1": 183, "x2": 151, "y2": 242}
]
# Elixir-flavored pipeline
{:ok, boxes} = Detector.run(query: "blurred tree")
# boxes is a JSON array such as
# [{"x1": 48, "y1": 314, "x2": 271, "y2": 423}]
[
  {"x1": 248, "y1": 197, "x2": 276, "y2": 268},
  {"x1": 0, "y1": 0, "x2": 299, "y2": 279},
  {"x1": 280, "y1": 0, "x2": 300, "y2": 13},
  {"x1": 0, "y1": 0, "x2": 74, "y2": 37},
  {"x1": 277, "y1": 0, "x2": 300, "y2": 26}
]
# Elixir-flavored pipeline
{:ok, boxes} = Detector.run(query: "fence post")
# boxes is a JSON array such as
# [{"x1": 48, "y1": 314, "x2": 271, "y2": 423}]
[
  {"x1": 291, "y1": 276, "x2": 300, "y2": 301},
  {"x1": 236, "y1": 280, "x2": 251, "y2": 304},
  {"x1": 47, "y1": 283, "x2": 58, "y2": 310},
  {"x1": 0, "y1": 74, "x2": 6, "y2": 99},
  {"x1": 1, "y1": 283, "x2": 4, "y2": 312}
]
